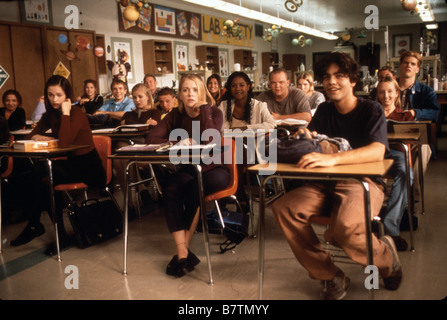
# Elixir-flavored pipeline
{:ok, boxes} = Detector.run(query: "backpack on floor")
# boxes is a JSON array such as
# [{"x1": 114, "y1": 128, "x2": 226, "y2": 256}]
[{"x1": 199, "y1": 205, "x2": 248, "y2": 253}]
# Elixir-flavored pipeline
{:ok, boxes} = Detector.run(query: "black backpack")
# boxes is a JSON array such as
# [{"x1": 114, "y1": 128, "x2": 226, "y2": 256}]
[{"x1": 198, "y1": 205, "x2": 249, "y2": 253}]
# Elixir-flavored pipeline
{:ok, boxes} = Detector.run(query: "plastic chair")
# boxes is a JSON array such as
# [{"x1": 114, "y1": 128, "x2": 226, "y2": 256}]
[
  {"x1": 204, "y1": 137, "x2": 243, "y2": 230},
  {"x1": 54, "y1": 135, "x2": 115, "y2": 202}
]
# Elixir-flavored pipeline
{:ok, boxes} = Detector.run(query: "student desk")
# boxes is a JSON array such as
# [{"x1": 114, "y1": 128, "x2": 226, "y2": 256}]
[
  {"x1": 109, "y1": 150, "x2": 216, "y2": 284},
  {"x1": 387, "y1": 131, "x2": 422, "y2": 252},
  {"x1": 0, "y1": 145, "x2": 89, "y2": 259},
  {"x1": 91, "y1": 128, "x2": 151, "y2": 146},
  {"x1": 248, "y1": 159, "x2": 394, "y2": 300},
  {"x1": 388, "y1": 123, "x2": 428, "y2": 216}
]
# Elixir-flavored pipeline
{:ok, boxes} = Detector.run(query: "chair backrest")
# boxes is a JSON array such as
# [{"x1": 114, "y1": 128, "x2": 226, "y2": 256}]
[
  {"x1": 222, "y1": 137, "x2": 238, "y2": 195},
  {"x1": 92, "y1": 135, "x2": 112, "y2": 186}
]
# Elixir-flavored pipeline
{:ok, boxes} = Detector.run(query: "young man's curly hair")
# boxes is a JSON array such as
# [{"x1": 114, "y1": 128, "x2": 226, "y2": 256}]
[{"x1": 314, "y1": 52, "x2": 360, "y2": 84}]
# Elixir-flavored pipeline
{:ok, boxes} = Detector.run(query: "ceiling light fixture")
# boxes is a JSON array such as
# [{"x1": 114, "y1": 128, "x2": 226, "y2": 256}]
[
  {"x1": 182, "y1": 0, "x2": 338, "y2": 40},
  {"x1": 425, "y1": 23, "x2": 438, "y2": 29},
  {"x1": 416, "y1": 0, "x2": 435, "y2": 22}
]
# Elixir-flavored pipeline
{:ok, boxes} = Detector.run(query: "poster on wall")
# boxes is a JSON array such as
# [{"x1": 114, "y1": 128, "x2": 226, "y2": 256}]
[
  {"x1": 175, "y1": 42, "x2": 189, "y2": 75},
  {"x1": 111, "y1": 37, "x2": 134, "y2": 83},
  {"x1": 20, "y1": 0, "x2": 53, "y2": 25},
  {"x1": 138, "y1": 7, "x2": 152, "y2": 32},
  {"x1": 0, "y1": 66, "x2": 10, "y2": 90},
  {"x1": 53, "y1": 61, "x2": 70, "y2": 79},
  {"x1": 117, "y1": 3, "x2": 201, "y2": 41},
  {"x1": 201, "y1": 15, "x2": 253, "y2": 47},
  {"x1": 190, "y1": 14, "x2": 200, "y2": 39},
  {"x1": 219, "y1": 49, "x2": 229, "y2": 78},
  {"x1": 155, "y1": 6, "x2": 176, "y2": 35}
]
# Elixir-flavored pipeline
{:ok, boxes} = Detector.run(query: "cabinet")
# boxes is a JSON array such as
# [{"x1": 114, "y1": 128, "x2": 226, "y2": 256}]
[
  {"x1": 261, "y1": 52, "x2": 279, "y2": 75},
  {"x1": 196, "y1": 45, "x2": 219, "y2": 74},
  {"x1": 95, "y1": 34, "x2": 107, "y2": 75},
  {"x1": 0, "y1": 21, "x2": 99, "y2": 118},
  {"x1": 282, "y1": 53, "x2": 305, "y2": 84},
  {"x1": 45, "y1": 27, "x2": 98, "y2": 97},
  {"x1": 234, "y1": 49, "x2": 253, "y2": 70},
  {"x1": 142, "y1": 40, "x2": 173, "y2": 75}
]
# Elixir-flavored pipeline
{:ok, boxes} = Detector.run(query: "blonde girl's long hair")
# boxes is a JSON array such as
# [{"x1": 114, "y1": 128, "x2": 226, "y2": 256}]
[
  {"x1": 296, "y1": 71, "x2": 315, "y2": 95},
  {"x1": 377, "y1": 76, "x2": 402, "y2": 110},
  {"x1": 131, "y1": 83, "x2": 155, "y2": 110},
  {"x1": 178, "y1": 74, "x2": 215, "y2": 113}
]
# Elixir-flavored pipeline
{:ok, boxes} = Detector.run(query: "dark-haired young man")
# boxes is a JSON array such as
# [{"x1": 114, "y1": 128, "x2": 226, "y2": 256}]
[
  {"x1": 156, "y1": 87, "x2": 178, "y2": 119},
  {"x1": 271, "y1": 52, "x2": 402, "y2": 300}
]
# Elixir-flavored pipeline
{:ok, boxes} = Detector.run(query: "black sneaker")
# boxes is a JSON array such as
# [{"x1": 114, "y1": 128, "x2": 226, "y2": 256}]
[
  {"x1": 391, "y1": 235, "x2": 408, "y2": 251},
  {"x1": 321, "y1": 269, "x2": 350, "y2": 300},
  {"x1": 10, "y1": 223, "x2": 45, "y2": 246},
  {"x1": 381, "y1": 235, "x2": 403, "y2": 290}
]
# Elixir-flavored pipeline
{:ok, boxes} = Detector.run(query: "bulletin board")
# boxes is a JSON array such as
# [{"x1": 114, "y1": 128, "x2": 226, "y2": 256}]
[{"x1": 118, "y1": 3, "x2": 202, "y2": 41}]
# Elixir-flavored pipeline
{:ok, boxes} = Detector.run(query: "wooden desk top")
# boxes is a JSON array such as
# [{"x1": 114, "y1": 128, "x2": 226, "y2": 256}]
[
  {"x1": 248, "y1": 159, "x2": 393, "y2": 178},
  {"x1": 387, "y1": 132, "x2": 421, "y2": 141},
  {"x1": 0, "y1": 145, "x2": 89, "y2": 157}
]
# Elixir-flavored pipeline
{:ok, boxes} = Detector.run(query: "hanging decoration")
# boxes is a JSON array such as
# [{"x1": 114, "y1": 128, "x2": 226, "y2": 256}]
[
  {"x1": 284, "y1": 0, "x2": 304, "y2": 13},
  {"x1": 291, "y1": 35, "x2": 311, "y2": 47},
  {"x1": 422, "y1": 29, "x2": 437, "y2": 47},
  {"x1": 400, "y1": 0, "x2": 417, "y2": 11},
  {"x1": 263, "y1": 25, "x2": 283, "y2": 42},
  {"x1": 221, "y1": 19, "x2": 243, "y2": 42},
  {"x1": 118, "y1": 0, "x2": 152, "y2": 22},
  {"x1": 357, "y1": 30, "x2": 367, "y2": 38}
]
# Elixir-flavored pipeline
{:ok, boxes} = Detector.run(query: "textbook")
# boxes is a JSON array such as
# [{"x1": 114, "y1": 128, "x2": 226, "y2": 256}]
[
  {"x1": 13, "y1": 139, "x2": 59, "y2": 151},
  {"x1": 92, "y1": 124, "x2": 150, "y2": 134},
  {"x1": 114, "y1": 124, "x2": 150, "y2": 132},
  {"x1": 116, "y1": 142, "x2": 171, "y2": 153},
  {"x1": 275, "y1": 119, "x2": 308, "y2": 127}
]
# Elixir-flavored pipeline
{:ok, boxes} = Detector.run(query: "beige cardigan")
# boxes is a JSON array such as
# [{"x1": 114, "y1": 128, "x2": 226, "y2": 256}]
[{"x1": 218, "y1": 98, "x2": 276, "y2": 130}]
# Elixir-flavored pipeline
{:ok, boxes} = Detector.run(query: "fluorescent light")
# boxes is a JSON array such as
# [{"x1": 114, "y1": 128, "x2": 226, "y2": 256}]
[
  {"x1": 417, "y1": 0, "x2": 435, "y2": 22},
  {"x1": 182, "y1": 0, "x2": 338, "y2": 40},
  {"x1": 426, "y1": 23, "x2": 438, "y2": 30}
]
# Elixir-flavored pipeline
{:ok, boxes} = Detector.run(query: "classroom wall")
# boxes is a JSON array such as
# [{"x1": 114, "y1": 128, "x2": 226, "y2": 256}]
[{"x1": 1, "y1": 0, "x2": 444, "y2": 94}]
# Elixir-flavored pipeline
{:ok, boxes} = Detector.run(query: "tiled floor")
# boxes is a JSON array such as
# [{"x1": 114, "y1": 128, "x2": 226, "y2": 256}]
[{"x1": 1, "y1": 128, "x2": 447, "y2": 301}]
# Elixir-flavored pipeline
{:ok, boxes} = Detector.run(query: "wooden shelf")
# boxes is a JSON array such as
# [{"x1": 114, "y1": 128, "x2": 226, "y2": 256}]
[
  {"x1": 262, "y1": 52, "x2": 279, "y2": 75},
  {"x1": 142, "y1": 40, "x2": 173, "y2": 75},
  {"x1": 234, "y1": 49, "x2": 253, "y2": 69},
  {"x1": 196, "y1": 45, "x2": 219, "y2": 74}
]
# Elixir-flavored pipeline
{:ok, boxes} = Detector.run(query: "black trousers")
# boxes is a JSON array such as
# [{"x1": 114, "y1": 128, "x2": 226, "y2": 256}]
[{"x1": 162, "y1": 164, "x2": 230, "y2": 233}]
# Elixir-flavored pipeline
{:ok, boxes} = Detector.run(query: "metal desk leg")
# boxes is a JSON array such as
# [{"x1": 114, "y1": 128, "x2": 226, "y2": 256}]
[
  {"x1": 402, "y1": 144, "x2": 415, "y2": 252},
  {"x1": 194, "y1": 164, "x2": 214, "y2": 285},
  {"x1": 418, "y1": 145, "x2": 425, "y2": 215},
  {"x1": 47, "y1": 159, "x2": 61, "y2": 262},
  {"x1": 123, "y1": 160, "x2": 134, "y2": 275},
  {"x1": 359, "y1": 179, "x2": 375, "y2": 300},
  {"x1": 258, "y1": 175, "x2": 271, "y2": 300}
]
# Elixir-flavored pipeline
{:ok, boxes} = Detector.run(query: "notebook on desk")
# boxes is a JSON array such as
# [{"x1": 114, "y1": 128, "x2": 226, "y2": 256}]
[
  {"x1": 115, "y1": 142, "x2": 171, "y2": 153},
  {"x1": 92, "y1": 124, "x2": 150, "y2": 134}
]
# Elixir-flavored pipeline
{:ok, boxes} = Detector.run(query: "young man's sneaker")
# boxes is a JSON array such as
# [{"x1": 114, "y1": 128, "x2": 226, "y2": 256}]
[
  {"x1": 321, "y1": 269, "x2": 350, "y2": 300},
  {"x1": 381, "y1": 235, "x2": 403, "y2": 290}
]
